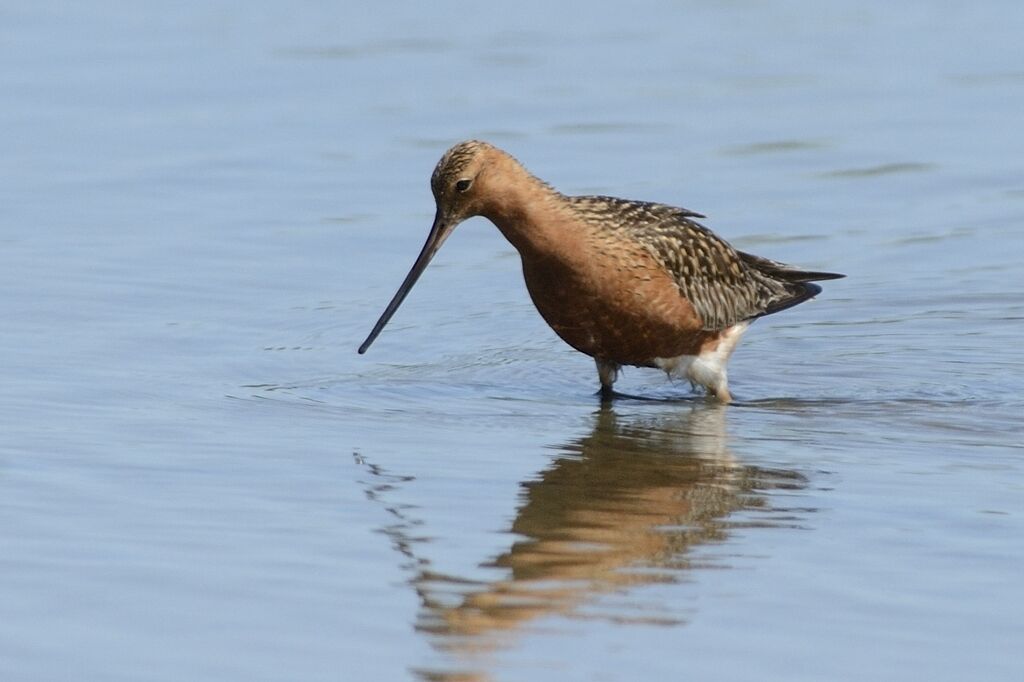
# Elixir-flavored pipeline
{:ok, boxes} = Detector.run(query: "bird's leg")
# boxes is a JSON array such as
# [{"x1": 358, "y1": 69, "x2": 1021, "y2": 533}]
[
  {"x1": 595, "y1": 359, "x2": 620, "y2": 399},
  {"x1": 713, "y1": 383, "x2": 733, "y2": 403}
]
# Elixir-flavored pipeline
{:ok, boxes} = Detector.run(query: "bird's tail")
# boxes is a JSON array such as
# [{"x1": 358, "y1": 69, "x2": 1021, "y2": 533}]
[{"x1": 737, "y1": 250, "x2": 845, "y2": 319}]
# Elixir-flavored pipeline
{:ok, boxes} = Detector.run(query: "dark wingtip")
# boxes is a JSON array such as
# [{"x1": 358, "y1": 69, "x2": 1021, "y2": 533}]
[
  {"x1": 801, "y1": 271, "x2": 845, "y2": 281},
  {"x1": 736, "y1": 250, "x2": 845, "y2": 283},
  {"x1": 760, "y1": 281, "x2": 823, "y2": 318},
  {"x1": 766, "y1": 268, "x2": 845, "y2": 283}
]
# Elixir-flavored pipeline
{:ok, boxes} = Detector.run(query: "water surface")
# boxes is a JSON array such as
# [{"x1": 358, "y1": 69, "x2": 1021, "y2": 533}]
[{"x1": 1, "y1": 2, "x2": 1022, "y2": 681}]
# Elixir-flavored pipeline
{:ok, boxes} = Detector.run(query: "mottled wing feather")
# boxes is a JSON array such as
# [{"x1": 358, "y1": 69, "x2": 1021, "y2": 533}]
[{"x1": 569, "y1": 196, "x2": 790, "y2": 330}]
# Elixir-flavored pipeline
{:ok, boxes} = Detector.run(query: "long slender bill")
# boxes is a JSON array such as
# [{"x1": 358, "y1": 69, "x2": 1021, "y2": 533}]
[{"x1": 358, "y1": 211, "x2": 453, "y2": 354}]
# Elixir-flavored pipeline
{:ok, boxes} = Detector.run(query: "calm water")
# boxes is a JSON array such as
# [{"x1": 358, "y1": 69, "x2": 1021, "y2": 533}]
[{"x1": 2, "y1": 2, "x2": 1023, "y2": 681}]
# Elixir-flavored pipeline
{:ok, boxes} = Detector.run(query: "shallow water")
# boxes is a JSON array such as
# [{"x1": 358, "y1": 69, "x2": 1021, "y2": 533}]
[{"x1": 2, "y1": 2, "x2": 1023, "y2": 681}]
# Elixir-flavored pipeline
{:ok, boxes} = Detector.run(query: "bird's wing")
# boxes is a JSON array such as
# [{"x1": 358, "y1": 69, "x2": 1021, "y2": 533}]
[{"x1": 571, "y1": 196, "x2": 809, "y2": 330}]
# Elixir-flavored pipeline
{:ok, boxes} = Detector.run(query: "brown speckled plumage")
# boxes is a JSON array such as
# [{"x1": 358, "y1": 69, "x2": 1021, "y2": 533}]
[
  {"x1": 359, "y1": 140, "x2": 844, "y2": 401},
  {"x1": 566, "y1": 195, "x2": 817, "y2": 330}
]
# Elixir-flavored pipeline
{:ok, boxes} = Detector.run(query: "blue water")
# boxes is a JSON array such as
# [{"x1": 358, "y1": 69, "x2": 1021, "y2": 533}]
[{"x1": 2, "y1": 2, "x2": 1022, "y2": 681}]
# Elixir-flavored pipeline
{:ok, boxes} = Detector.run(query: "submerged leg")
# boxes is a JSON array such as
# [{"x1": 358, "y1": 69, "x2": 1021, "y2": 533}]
[
  {"x1": 697, "y1": 322, "x2": 748, "y2": 404},
  {"x1": 712, "y1": 381, "x2": 733, "y2": 404},
  {"x1": 595, "y1": 359, "x2": 620, "y2": 398}
]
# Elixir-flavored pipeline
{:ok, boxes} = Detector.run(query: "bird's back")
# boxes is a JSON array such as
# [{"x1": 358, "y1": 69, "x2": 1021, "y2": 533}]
[{"x1": 566, "y1": 195, "x2": 843, "y2": 331}]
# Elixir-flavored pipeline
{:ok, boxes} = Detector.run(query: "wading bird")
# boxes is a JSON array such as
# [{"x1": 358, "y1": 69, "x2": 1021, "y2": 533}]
[{"x1": 358, "y1": 141, "x2": 843, "y2": 402}]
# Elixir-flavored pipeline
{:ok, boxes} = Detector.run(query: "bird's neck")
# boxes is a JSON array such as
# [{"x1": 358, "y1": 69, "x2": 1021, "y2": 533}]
[{"x1": 479, "y1": 161, "x2": 585, "y2": 263}]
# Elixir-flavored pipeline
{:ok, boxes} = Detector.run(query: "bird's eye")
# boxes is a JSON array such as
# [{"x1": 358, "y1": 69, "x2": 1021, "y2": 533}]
[{"x1": 455, "y1": 178, "x2": 472, "y2": 192}]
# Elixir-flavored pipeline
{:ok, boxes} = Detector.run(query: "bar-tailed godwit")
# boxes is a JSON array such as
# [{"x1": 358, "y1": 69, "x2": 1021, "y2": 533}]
[{"x1": 359, "y1": 141, "x2": 843, "y2": 402}]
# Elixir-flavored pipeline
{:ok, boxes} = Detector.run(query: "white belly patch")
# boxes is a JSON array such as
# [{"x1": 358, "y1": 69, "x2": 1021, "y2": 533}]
[{"x1": 653, "y1": 322, "x2": 750, "y2": 399}]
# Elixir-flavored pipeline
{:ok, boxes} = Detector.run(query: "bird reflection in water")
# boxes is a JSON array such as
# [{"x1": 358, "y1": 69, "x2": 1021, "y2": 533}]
[{"x1": 356, "y1": 404, "x2": 809, "y2": 680}]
